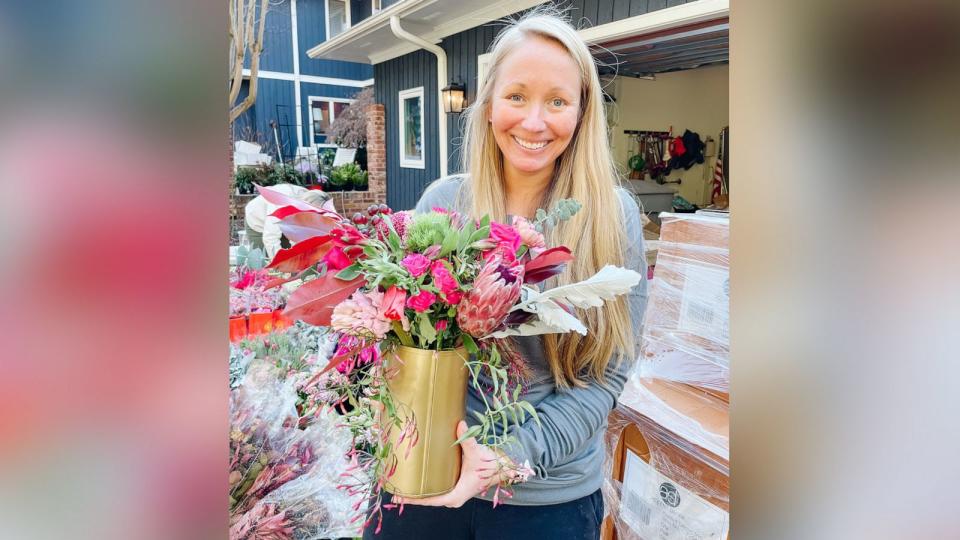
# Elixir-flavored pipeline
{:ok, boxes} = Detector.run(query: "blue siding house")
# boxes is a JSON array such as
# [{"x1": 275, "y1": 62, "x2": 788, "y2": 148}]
[
  {"x1": 233, "y1": 0, "x2": 376, "y2": 161},
  {"x1": 303, "y1": 0, "x2": 729, "y2": 210}
]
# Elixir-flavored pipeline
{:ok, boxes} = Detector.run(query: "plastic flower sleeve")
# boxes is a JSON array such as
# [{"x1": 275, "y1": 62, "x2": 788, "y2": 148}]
[
  {"x1": 640, "y1": 212, "x2": 729, "y2": 398},
  {"x1": 602, "y1": 374, "x2": 729, "y2": 540},
  {"x1": 252, "y1": 410, "x2": 364, "y2": 539}
]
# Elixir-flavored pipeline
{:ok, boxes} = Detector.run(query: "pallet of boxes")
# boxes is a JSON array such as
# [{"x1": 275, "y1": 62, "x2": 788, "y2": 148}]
[{"x1": 602, "y1": 211, "x2": 730, "y2": 540}]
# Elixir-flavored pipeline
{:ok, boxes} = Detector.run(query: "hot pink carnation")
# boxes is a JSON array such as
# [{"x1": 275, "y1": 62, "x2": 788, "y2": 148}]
[
  {"x1": 406, "y1": 290, "x2": 436, "y2": 312},
  {"x1": 401, "y1": 253, "x2": 431, "y2": 277},
  {"x1": 490, "y1": 221, "x2": 521, "y2": 254},
  {"x1": 430, "y1": 260, "x2": 459, "y2": 295}
]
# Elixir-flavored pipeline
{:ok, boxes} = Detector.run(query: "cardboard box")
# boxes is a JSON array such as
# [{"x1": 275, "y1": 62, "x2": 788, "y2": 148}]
[
  {"x1": 602, "y1": 378, "x2": 729, "y2": 540},
  {"x1": 641, "y1": 213, "x2": 729, "y2": 399}
]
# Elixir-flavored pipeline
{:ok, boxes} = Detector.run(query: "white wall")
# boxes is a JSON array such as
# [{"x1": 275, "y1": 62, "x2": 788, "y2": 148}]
[{"x1": 608, "y1": 64, "x2": 729, "y2": 205}]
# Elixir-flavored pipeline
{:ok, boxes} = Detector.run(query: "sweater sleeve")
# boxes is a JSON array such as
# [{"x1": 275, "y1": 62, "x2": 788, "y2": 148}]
[{"x1": 502, "y1": 190, "x2": 649, "y2": 476}]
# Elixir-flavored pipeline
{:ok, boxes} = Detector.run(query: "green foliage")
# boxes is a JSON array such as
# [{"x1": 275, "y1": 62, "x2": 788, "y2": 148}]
[
  {"x1": 233, "y1": 167, "x2": 260, "y2": 194},
  {"x1": 235, "y1": 245, "x2": 265, "y2": 269},
  {"x1": 234, "y1": 163, "x2": 306, "y2": 194},
  {"x1": 406, "y1": 211, "x2": 453, "y2": 252},
  {"x1": 265, "y1": 163, "x2": 304, "y2": 186},
  {"x1": 328, "y1": 162, "x2": 368, "y2": 192},
  {"x1": 534, "y1": 198, "x2": 583, "y2": 231}
]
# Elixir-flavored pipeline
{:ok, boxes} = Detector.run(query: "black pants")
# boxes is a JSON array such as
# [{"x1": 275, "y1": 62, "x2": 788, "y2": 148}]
[{"x1": 363, "y1": 489, "x2": 603, "y2": 540}]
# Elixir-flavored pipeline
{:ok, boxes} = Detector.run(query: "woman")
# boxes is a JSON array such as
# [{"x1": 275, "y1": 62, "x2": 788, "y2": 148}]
[{"x1": 368, "y1": 9, "x2": 647, "y2": 539}]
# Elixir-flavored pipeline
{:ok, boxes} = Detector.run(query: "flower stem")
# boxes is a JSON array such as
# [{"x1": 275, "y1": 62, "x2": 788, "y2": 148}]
[{"x1": 391, "y1": 321, "x2": 414, "y2": 347}]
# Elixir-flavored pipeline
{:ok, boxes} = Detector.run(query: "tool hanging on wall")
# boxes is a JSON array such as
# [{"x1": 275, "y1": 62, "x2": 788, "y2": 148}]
[
  {"x1": 624, "y1": 129, "x2": 670, "y2": 181},
  {"x1": 711, "y1": 126, "x2": 729, "y2": 208}
]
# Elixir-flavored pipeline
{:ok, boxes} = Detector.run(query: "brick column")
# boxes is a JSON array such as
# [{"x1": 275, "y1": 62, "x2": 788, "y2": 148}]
[{"x1": 365, "y1": 103, "x2": 387, "y2": 207}]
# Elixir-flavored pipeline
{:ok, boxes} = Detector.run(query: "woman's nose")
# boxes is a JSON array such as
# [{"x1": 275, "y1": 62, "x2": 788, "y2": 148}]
[{"x1": 520, "y1": 105, "x2": 547, "y2": 132}]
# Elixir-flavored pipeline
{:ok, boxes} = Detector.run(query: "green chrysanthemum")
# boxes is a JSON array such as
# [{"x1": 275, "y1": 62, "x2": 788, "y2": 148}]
[{"x1": 406, "y1": 212, "x2": 452, "y2": 252}]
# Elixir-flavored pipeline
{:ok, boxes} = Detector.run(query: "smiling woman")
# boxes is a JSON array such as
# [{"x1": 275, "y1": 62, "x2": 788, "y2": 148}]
[{"x1": 368, "y1": 6, "x2": 648, "y2": 540}]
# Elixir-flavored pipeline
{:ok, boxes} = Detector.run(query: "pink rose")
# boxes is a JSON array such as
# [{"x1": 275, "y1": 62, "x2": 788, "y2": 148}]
[
  {"x1": 379, "y1": 285, "x2": 407, "y2": 321},
  {"x1": 444, "y1": 290, "x2": 463, "y2": 305},
  {"x1": 401, "y1": 253, "x2": 431, "y2": 277},
  {"x1": 435, "y1": 319, "x2": 448, "y2": 332},
  {"x1": 406, "y1": 290, "x2": 437, "y2": 312},
  {"x1": 490, "y1": 221, "x2": 521, "y2": 254},
  {"x1": 430, "y1": 260, "x2": 460, "y2": 295}
]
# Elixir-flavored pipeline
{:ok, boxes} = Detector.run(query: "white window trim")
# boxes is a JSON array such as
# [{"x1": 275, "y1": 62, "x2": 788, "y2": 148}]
[
  {"x1": 372, "y1": 0, "x2": 382, "y2": 15},
  {"x1": 398, "y1": 86, "x2": 426, "y2": 169},
  {"x1": 324, "y1": 0, "x2": 352, "y2": 42},
  {"x1": 307, "y1": 95, "x2": 355, "y2": 148},
  {"x1": 477, "y1": 52, "x2": 492, "y2": 91}
]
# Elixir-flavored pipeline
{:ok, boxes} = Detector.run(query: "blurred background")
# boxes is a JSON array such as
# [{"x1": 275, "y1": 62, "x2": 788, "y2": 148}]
[{"x1": 0, "y1": 0, "x2": 957, "y2": 538}]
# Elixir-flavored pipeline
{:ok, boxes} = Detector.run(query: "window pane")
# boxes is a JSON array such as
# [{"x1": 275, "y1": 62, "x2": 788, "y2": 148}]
[
  {"x1": 403, "y1": 96, "x2": 422, "y2": 161},
  {"x1": 312, "y1": 101, "x2": 331, "y2": 143},
  {"x1": 329, "y1": 0, "x2": 347, "y2": 39},
  {"x1": 333, "y1": 101, "x2": 349, "y2": 119}
]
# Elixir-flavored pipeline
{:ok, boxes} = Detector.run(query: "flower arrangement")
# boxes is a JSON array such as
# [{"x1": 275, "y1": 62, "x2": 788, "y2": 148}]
[{"x1": 255, "y1": 185, "x2": 641, "y2": 532}]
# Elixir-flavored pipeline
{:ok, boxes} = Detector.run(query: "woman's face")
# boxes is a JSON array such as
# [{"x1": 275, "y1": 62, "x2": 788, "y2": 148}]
[{"x1": 489, "y1": 36, "x2": 581, "y2": 180}]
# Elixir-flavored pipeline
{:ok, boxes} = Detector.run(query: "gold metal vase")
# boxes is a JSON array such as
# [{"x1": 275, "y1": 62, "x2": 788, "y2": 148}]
[{"x1": 383, "y1": 345, "x2": 468, "y2": 498}]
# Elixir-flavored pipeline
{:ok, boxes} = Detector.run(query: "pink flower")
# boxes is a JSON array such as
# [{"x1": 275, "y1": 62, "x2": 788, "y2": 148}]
[
  {"x1": 444, "y1": 290, "x2": 463, "y2": 305},
  {"x1": 323, "y1": 246, "x2": 352, "y2": 271},
  {"x1": 401, "y1": 253, "x2": 431, "y2": 277},
  {"x1": 406, "y1": 290, "x2": 436, "y2": 312},
  {"x1": 374, "y1": 211, "x2": 413, "y2": 241},
  {"x1": 330, "y1": 290, "x2": 391, "y2": 339},
  {"x1": 430, "y1": 260, "x2": 459, "y2": 295},
  {"x1": 456, "y1": 259, "x2": 524, "y2": 336},
  {"x1": 379, "y1": 285, "x2": 407, "y2": 321},
  {"x1": 435, "y1": 319, "x2": 448, "y2": 332},
  {"x1": 512, "y1": 216, "x2": 546, "y2": 256},
  {"x1": 490, "y1": 221, "x2": 521, "y2": 254}
]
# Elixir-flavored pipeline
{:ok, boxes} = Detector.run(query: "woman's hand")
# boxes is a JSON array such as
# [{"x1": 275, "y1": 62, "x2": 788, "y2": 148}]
[{"x1": 391, "y1": 420, "x2": 512, "y2": 508}]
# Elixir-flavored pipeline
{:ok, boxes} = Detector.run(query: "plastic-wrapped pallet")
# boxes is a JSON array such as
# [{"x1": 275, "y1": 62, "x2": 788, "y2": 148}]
[
  {"x1": 640, "y1": 212, "x2": 729, "y2": 400},
  {"x1": 602, "y1": 376, "x2": 729, "y2": 540}
]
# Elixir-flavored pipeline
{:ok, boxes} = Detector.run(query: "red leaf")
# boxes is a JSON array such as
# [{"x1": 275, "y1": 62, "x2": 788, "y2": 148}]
[
  {"x1": 266, "y1": 235, "x2": 334, "y2": 273},
  {"x1": 264, "y1": 268, "x2": 308, "y2": 290},
  {"x1": 278, "y1": 212, "x2": 340, "y2": 243},
  {"x1": 523, "y1": 246, "x2": 573, "y2": 283},
  {"x1": 256, "y1": 184, "x2": 317, "y2": 213},
  {"x1": 283, "y1": 274, "x2": 365, "y2": 326},
  {"x1": 270, "y1": 205, "x2": 316, "y2": 220}
]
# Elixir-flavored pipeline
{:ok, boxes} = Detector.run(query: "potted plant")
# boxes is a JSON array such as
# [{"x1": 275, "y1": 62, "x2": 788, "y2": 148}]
[
  {"x1": 233, "y1": 167, "x2": 260, "y2": 195},
  {"x1": 327, "y1": 163, "x2": 352, "y2": 192}
]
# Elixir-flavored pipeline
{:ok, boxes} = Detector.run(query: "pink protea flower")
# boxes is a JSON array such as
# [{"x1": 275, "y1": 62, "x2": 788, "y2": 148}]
[
  {"x1": 456, "y1": 259, "x2": 524, "y2": 336},
  {"x1": 512, "y1": 216, "x2": 546, "y2": 257},
  {"x1": 330, "y1": 290, "x2": 391, "y2": 339},
  {"x1": 375, "y1": 210, "x2": 413, "y2": 242}
]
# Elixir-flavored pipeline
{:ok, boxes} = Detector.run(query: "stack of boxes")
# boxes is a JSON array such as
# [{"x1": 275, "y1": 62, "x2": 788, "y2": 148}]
[{"x1": 603, "y1": 212, "x2": 730, "y2": 540}]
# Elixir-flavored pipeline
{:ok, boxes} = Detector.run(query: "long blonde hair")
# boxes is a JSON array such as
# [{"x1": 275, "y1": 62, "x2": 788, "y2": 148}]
[{"x1": 458, "y1": 8, "x2": 634, "y2": 387}]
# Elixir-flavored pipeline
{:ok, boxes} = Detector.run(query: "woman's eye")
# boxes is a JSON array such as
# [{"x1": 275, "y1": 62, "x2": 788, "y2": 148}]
[
  {"x1": 551, "y1": 98, "x2": 565, "y2": 107},
  {"x1": 509, "y1": 94, "x2": 523, "y2": 103}
]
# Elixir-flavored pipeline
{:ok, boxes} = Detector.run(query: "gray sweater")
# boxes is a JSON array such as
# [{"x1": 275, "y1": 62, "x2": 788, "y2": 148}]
[{"x1": 414, "y1": 175, "x2": 649, "y2": 506}]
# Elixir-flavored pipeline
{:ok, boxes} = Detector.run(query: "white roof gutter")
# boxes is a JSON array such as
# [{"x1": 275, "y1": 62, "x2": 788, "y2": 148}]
[{"x1": 389, "y1": 15, "x2": 448, "y2": 177}]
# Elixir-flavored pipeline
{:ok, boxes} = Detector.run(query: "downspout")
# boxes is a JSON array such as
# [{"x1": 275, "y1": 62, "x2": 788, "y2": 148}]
[{"x1": 389, "y1": 16, "x2": 448, "y2": 177}]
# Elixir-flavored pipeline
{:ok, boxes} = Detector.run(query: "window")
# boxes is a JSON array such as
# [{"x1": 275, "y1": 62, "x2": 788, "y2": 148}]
[
  {"x1": 326, "y1": 0, "x2": 350, "y2": 40},
  {"x1": 308, "y1": 97, "x2": 352, "y2": 146},
  {"x1": 477, "y1": 53, "x2": 492, "y2": 90},
  {"x1": 398, "y1": 87, "x2": 425, "y2": 169},
  {"x1": 372, "y1": 0, "x2": 382, "y2": 14}
]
